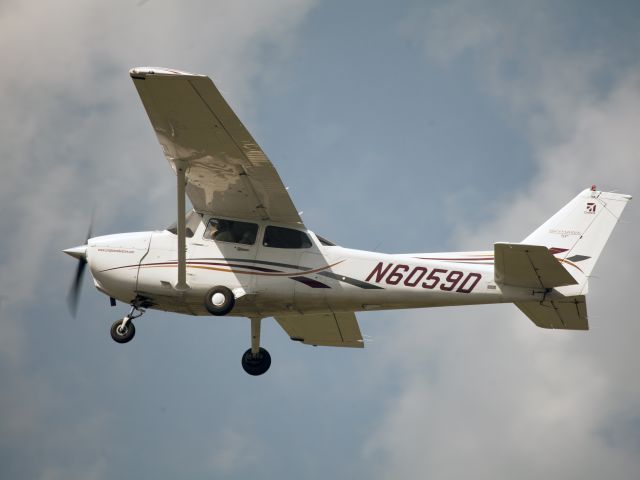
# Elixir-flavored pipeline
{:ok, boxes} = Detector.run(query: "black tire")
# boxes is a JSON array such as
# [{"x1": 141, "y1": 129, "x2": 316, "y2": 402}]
[
  {"x1": 110, "y1": 318, "x2": 136, "y2": 344},
  {"x1": 204, "y1": 286, "x2": 235, "y2": 316},
  {"x1": 241, "y1": 347, "x2": 271, "y2": 376}
]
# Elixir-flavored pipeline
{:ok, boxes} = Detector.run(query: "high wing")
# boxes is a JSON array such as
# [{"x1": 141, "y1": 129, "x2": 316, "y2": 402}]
[
  {"x1": 130, "y1": 67, "x2": 302, "y2": 224},
  {"x1": 275, "y1": 312, "x2": 364, "y2": 348}
]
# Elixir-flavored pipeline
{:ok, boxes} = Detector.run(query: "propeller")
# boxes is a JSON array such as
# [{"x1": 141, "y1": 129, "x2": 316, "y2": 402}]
[{"x1": 64, "y1": 221, "x2": 93, "y2": 317}]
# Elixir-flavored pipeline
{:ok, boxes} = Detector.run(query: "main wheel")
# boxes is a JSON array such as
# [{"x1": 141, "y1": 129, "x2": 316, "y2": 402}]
[
  {"x1": 204, "y1": 286, "x2": 235, "y2": 316},
  {"x1": 110, "y1": 318, "x2": 136, "y2": 344},
  {"x1": 241, "y1": 347, "x2": 271, "y2": 376}
]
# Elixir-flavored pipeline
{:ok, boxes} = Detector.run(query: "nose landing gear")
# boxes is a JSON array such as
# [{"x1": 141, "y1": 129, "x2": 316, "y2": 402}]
[
  {"x1": 241, "y1": 318, "x2": 271, "y2": 376},
  {"x1": 110, "y1": 304, "x2": 145, "y2": 344}
]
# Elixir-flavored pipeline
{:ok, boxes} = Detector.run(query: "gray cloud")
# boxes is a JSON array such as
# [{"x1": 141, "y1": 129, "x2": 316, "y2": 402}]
[
  {"x1": 402, "y1": 0, "x2": 636, "y2": 144},
  {"x1": 205, "y1": 428, "x2": 266, "y2": 475},
  {"x1": 367, "y1": 3, "x2": 640, "y2": 479},
  {"x1": 0, "y1": 1, "x2": 315, "y2": 478},
  {"x1": 1, "y1": 2, "x2": 638, "y2": 479},
  {"x1": 0, "y1": 0, "x2": 315, "y2": 348}
]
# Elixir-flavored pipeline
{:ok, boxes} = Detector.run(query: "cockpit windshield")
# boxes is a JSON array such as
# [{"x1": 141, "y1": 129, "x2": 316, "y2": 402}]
[
  {"x1": 166, "y1": 210, "x2": 203, "y2": 238},
  {"x1": 316, "y1": 234, "x2": 337, "y2": 246}
]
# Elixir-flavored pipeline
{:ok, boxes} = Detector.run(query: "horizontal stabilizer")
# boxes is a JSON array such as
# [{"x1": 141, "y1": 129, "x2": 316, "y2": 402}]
[
  {"x1": 516, "y1": 295, "x2": 588, "y2": 330},
  {"x1": 274, "y1": 312, "x2": 364, "y2": 348},
  {"x1": 494, "y1": 242, "x2": 578, "y2": 289}
]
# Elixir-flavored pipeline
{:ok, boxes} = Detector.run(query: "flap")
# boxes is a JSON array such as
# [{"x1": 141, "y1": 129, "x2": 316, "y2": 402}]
[
  {"x1": 274, "y1": 312, "x2": 364, "y2": 348},
  {"x1": 494, "y1": 242, "x2": 578, "y2": 289}
]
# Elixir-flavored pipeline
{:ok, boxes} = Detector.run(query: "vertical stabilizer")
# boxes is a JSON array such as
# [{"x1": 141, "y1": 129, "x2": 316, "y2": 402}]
[{"x1": 522, "y1": 188, "x2": 631, "y2": 288}]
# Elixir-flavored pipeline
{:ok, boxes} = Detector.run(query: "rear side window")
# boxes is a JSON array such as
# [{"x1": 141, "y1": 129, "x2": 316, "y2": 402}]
[{"x1": 263, "y1": 226, "x2": 312, "y2": 249}]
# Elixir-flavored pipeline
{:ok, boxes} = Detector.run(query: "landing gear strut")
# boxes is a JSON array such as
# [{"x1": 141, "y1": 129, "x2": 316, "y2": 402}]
[
  {"x1": 241, "y1": 318, "x2": 271, "y2": 376},
  {"x1": 110, "y1": 304, "x2": 145, "y2": 344}
]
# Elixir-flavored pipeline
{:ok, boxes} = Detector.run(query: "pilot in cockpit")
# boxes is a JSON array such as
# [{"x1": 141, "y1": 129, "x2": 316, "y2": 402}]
[{"x1": 213, "y1": 220, "x2": 235, "y2": 242}]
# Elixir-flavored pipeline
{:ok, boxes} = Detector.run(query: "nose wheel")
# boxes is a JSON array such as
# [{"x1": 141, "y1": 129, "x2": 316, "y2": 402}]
[
  {"x1": 110, "y1": 318, "x2": 136, "y2": 343},
  {"x1": 241, "y1": 317, "x2": 271, "y2": 375},
  {"x1": 110, "y1": 304, "x2": 145, "y2": 344}
]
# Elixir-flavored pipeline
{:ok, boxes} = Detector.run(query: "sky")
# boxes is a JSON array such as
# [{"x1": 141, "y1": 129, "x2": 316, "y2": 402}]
[{"x1": 1, "y1": 0, "x2": 639, "y2": 478}]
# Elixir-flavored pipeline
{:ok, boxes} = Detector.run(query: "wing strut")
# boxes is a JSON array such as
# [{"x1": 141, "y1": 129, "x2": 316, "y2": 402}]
[{"x1": 175, "y1": 159, "x2": 189, "y2": 290}]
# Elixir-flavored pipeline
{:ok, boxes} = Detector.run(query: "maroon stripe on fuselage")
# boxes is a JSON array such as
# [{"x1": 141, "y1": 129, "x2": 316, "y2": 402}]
[
  {"x1": 415, "y1": 257, "x2": 494, "y2": 262},
  {"x1": 289, "y1": 276, "x2": 331, "y2": 288}
]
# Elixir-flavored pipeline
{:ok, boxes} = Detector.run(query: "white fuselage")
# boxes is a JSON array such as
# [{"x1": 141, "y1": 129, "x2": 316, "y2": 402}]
[{"x1": 87, "y1": 216, "x2": 546, "y2": 318}]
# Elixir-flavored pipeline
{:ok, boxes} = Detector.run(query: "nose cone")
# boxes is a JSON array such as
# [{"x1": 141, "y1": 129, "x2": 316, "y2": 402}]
[{"x1": 63, "y1": 245, "x2": 87, "y2": 261}]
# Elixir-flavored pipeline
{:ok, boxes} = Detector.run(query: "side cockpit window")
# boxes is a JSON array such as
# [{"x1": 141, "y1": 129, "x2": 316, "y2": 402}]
[
  {"x1": 166, "y1": 210, "x2": 203, "y2": 238},
  {"x1": 263, "y1": 226, "x2": 312, "y2": 249},
  {"x1": 204, "y1": 218, "x2": 258, "y2": 245}
]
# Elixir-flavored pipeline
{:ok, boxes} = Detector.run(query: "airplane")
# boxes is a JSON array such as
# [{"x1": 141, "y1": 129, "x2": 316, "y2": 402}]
[{"x1": 64, "y1": 67, "x2": 632, "y2": 376}]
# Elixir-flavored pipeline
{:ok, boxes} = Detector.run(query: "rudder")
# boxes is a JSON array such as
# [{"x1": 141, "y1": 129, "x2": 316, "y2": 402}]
[{"x1": 522, "y1": 187, "x2": 631, "y2": 289}]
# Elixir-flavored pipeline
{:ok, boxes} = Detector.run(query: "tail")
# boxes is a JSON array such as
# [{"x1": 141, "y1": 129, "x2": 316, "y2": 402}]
[
  {"x1": 498, "y1": 187, "x2": 632, "y2": 329},
  {"x1": 522, "y1": 187, "x2": 631, "y2": 287}
]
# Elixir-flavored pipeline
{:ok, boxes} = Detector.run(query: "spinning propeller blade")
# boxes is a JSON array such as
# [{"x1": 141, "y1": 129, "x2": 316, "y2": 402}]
[{"x1": 64, "y1": 221, "x2": 93, "y2": 317}]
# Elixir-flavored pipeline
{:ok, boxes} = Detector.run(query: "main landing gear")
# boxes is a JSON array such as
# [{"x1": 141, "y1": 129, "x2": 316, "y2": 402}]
[
  {"x1": 241, "y1": 318, "x2": 271, "y2": 376},
  {"x1": 204, "y1": 286, "x2": 235, "y2": 316},
  {"x1": 110, "y1": 304, "x2": 145, "y2": 344},
  {"x1": 203, "y1": 286, "x2": 271, "y2": 375}
]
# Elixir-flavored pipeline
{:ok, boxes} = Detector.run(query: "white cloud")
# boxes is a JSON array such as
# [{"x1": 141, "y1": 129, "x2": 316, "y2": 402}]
[
  {"x1": 0, "y1": 0, "x2": 315, "y2": 354},
  {"x1": 0, "y1": 2, "x2": 314, "y2": 478},
  {"x1": 403, "y1": 0, "x2": 607, "y2": 142},
  {"x1": 367, "y1": 3, "x2": 640, "y2": 478}
]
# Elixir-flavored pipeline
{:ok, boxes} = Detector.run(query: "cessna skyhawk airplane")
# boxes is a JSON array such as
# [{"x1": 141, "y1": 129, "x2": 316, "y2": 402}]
[{"x1": 64, "y1": 67, "x2": 631, "y2": 376}]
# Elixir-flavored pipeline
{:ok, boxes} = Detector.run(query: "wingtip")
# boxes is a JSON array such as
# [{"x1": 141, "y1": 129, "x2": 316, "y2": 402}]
[{"x1": 129, "y1": 67, "x2": 205, "y2": 79}]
